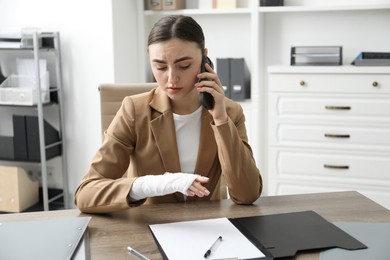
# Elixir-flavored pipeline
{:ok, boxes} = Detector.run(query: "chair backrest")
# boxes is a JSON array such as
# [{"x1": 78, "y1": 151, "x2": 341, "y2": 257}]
[{"x1": 98, "y1": 83, "x2": 157, "y2": 138}]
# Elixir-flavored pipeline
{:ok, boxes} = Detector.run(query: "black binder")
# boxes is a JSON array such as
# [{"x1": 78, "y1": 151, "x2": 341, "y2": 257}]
[
  {"x1": 0, "y1": 136, "x2": 14, "y2": 160},
  {"x1": 216, "y1": 58, "x2": 250, "y2": 101},
  {"x1": 230, "y1": 211, "x2": 367, "y2": 259},
  {"x1": 230, "y1": 58, "x2": 250, "y2": 101},
  {"x1": 13, "y1": 115, "x2": 28, "y2": 160},
  {"x1": 217, "y1": 58, "x2": 231, "y2": 98},
  {"x1": 25, "y1": 116, "x2": 61, "y2": 161}
]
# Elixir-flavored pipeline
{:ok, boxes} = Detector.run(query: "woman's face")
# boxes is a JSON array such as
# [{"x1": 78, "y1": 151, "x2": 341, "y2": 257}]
[{"x1": 148, "y1": 38, "x2": 202, "y2": 103}]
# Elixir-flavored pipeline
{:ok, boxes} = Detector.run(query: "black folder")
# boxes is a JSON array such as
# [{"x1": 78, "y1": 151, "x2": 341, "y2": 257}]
[
  {"x1": 13, "y1": 115, "x2": 28, "y2": 161},
  {"x1": 216, "y1": 58, "x2": 250, "y2": 101},
  {"x1": 0, "y1": 136, "x2": 14, "y2": 160},
  {"x1": 230, "y1": 211, "x2": 367, "y2": 259},
  {"x1": 230, "y1": 58, "x2": 250, "y2": 101},
  {"x1": 25, "y1": 116, "x2": 61, "y2": 161},
  {"x1": 217, "y1": 58, "x2": 231, "y2": 98}
]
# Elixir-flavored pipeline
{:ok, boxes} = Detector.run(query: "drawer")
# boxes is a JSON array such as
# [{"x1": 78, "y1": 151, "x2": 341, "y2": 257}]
[
  {"x1": 269, "y1": 73, "x2": 390, "y2": 94},
  {"x1": 268, "y1": 148, "x2": 390, "y2": 180},
  {"x1": 269, "y1": 93, "x2": 390, "y2": 121},
  {"x1": 270, "y1": 122, "x2": 390, "y2": 150},
  {"x1": 267, "y1": 181, "x2": 390, "y2": 210}
]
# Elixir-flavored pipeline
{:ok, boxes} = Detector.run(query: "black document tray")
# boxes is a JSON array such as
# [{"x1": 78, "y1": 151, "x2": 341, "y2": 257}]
[{"x1": 230, "y1": 211, "x2": 367, "y2": 259}]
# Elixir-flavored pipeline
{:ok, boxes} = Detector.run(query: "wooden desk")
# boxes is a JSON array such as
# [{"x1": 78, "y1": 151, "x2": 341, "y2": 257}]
[{"x1": 1, "y1": 191, "x2": 389, "y2": 260}]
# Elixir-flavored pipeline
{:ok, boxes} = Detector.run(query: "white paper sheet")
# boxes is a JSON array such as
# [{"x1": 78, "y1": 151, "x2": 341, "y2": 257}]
[{"x1": 149, "y1": 217, "x2": 265, "y2": 260}]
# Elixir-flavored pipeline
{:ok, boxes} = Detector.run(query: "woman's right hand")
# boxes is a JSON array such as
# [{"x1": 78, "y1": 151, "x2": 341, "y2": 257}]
[{"x1": 187, "y1": 176, "x2": 210, "y2": 197}]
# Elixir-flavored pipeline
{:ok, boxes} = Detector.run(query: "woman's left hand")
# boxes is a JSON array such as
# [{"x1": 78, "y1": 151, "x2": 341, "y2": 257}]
[{"x1": 195, "y1": 63, "x2": 228, "y2": 126}]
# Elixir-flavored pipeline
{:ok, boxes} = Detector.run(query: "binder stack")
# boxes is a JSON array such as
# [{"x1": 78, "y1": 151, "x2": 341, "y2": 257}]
[
  {"x1": 0, "y1": 115, "x2": 61, "y2": 161},
  {"x1": 291, "y1": 46, "x2": 342, "y2": 66},
  {"x1": 217, "y1": 58, "x2": 250, "y2": 101},
  {"x1": 351, "y1": 52, "x2": 390, "y2": 66}
]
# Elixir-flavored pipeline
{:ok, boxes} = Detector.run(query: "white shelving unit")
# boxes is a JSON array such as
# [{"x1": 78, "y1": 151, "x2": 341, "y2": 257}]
[
  {"x1": 0, "y1": 31, "x2": 69, "y2": 211},
  {"x1": 133, "y1": 1, "x2": 390, "y2": 204}
]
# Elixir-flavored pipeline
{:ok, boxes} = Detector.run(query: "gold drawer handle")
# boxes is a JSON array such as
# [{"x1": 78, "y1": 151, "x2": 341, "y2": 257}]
[
  {"x1": 324, "y1": 164, "x2": 349, "y2": 170},
  {"x1": 325, "y1": 106, "x2": 351, "y2": 110},
  {"x1": 299, "y1": 80, "x2": 305, "y2": 86},
  {"x1": 324, "y1": 133, "x2": 350, "y2": 138},
  {"x1": 372, "y1": 81, "x2": 379, "y2": 87}
]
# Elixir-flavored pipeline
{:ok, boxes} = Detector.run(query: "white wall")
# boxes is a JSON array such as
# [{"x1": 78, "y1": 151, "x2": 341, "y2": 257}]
[
  {"x1": 264, "y1": 9, "x2": 390, "y2": 66},
  {"x1": 112, "y1": 0, "x2": 141, "y2": 83},
  {"x1": 0, "y1": 0, "x2": 120, "y2": 206}
]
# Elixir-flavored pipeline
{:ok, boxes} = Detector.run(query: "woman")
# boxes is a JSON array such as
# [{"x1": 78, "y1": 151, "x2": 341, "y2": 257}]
[{"x1": 74, "y1": 15, "x2": 262, "y2": 213}]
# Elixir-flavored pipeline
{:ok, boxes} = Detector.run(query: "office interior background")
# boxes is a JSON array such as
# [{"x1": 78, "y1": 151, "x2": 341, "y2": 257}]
[{"x1": 1, "y1": 0, "x2": 389, "y2": 211}]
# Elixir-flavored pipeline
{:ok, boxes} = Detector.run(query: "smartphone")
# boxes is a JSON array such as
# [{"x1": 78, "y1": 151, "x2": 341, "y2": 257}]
[{"x1": 199, "y1": 56, "x2": 214, "y2": 109}]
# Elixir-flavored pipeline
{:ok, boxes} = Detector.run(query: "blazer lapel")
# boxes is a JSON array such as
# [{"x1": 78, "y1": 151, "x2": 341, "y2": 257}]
[
  {"x1": 149, "y1": 88, "x2": 181, "y2": 173},
  {"x1": 186, "y1": 109, "x2": 218, "y2": 203},
  {"x1": 194, "y1": 108, "x2": 217, "y2": 177}
]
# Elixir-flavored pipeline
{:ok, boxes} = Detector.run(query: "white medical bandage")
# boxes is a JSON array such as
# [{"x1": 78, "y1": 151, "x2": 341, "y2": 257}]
[{"x1": 129, "y1": 172, "x2": 198, "y2": 201}]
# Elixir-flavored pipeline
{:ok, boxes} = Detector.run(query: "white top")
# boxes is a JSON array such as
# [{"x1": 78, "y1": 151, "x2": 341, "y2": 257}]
[{"x1": 173, "y1": 106, "x2": 202, "y2": 173}]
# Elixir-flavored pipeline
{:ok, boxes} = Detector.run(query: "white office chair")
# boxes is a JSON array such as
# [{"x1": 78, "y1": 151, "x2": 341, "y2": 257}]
[{"x1": 98, "y1": 82, "x2": 157, "y2": 138}]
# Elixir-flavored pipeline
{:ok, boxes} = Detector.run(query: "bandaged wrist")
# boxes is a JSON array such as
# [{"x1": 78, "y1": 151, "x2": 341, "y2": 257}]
[{"x1": 129, "y1": 172, "x2": 198, "y2": 201}]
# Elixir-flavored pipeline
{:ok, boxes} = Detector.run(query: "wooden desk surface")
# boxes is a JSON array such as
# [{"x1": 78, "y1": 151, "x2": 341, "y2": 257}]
[{"x1": 1, "y1": 191, "x2": 389, "y2": 260}]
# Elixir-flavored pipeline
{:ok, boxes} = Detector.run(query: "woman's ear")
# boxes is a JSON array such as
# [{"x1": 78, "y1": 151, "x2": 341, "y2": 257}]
[{"x1": 204, "y1": 48, "x2": 208, "y2": 57}]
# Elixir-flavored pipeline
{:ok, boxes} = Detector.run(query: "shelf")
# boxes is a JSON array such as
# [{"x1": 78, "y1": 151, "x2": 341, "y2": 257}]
[
  {"x1": 0, "y1": 32, "x2": 57, "y2": 51},
  {"x1": 268, "y1": 65, "x2": 390, "y2": 74},
  {"x1": 0, "y1": 101, "x2": 55, "y2": 108},
  {"x1": 259, "y1": 4, "x2": 390, "y2": 13},
  {"x1": 144, "y1": 8, "x2": 251, "y2": 16},
  {"x1": 0, "y1": 188, "x2": 65, "y2": 214},
  {"x1": 0, "y1": 155, "x2": 62, "y2": 163},
  {"x1": 0, "y1": 47, "x2": 56, "y2": 52}
]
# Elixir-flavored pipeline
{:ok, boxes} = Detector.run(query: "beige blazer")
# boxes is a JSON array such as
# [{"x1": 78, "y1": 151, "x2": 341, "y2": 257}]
[{"x1": 74, "y1": 87, "x2": 262, "y2": 213}]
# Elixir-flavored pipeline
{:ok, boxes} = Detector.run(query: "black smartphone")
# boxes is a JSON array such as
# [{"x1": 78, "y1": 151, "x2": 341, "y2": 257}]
[{"x1": 199, "y1": 56, "x2": 214, "y2": 109}]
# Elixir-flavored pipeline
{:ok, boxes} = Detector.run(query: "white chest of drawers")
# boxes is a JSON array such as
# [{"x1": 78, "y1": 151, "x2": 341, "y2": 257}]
[{"x1": 267, "y1": 66, "x2": 390, "y2": 209}]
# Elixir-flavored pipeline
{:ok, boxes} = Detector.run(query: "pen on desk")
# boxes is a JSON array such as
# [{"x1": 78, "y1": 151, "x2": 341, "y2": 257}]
[
  {"x1": 127, "y1": 246, "x2": 150, "y2": 260},
  {"x1": 204, "y1": 236, "x2": 223, "y2": 258}
]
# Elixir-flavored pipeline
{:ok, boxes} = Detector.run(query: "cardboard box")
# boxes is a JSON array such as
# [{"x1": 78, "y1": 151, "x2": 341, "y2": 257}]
[
  {"x1": 213, "y1": 0, "x2": 237, "y2": 9},
  {"x1": 145, "y1": 0, "x2": 162, "y2": 10},
  {"x1": 0, "y1": 166, "x2": 39, "y2": 212},
  {"x1": 162, "y1": 0, "x2": 185, "y2": 10}
]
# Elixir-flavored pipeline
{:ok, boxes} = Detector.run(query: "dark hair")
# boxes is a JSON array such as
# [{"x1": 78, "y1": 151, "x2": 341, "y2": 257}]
[{"x1": 148, "y1": 15, "x2": 205, "y2": 52}]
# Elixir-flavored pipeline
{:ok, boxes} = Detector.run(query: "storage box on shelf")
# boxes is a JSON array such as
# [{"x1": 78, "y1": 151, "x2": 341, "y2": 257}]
[
  {"x1": 0, "y1": 166, "x2": 39, "y2": 213},
  {"x1": 0, "y1": 71, "x2": 50, "y2": 105},
  {"x1": 267, "y1": 66, "x2": 390, "y2": 209}
]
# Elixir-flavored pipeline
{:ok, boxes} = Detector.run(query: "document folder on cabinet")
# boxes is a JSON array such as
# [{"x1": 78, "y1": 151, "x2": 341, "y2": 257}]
[{"x1": 0, "y1": 217, "x2": 91, "y2": 260}]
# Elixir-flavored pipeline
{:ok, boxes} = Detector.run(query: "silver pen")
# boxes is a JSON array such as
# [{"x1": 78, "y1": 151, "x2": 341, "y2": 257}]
[
  {"x1": 127, "y1": 246, "x2": 150, "y2": 260},
  {"x1": 204, "y1": 236, "x2": 223, "y2": 258}
]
